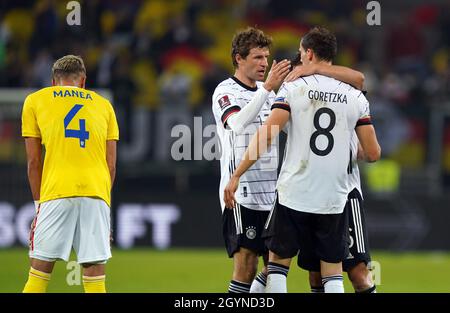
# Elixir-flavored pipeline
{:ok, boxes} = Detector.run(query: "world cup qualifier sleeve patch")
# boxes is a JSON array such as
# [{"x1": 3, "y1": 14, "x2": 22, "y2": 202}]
[{"x1": 218, "y1": 95, "x2": 232, "y2": 110}]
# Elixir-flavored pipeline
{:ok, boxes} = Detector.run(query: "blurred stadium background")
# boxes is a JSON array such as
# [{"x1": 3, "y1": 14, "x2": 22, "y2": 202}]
[{"x1": 0, "y1": 0, "x2": 449, "y2": 292}]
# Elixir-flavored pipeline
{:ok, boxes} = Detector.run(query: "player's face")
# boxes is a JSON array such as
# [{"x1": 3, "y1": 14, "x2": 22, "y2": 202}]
[{"x1": 239, "y1": 47, "x2": 270, "y2": 82}]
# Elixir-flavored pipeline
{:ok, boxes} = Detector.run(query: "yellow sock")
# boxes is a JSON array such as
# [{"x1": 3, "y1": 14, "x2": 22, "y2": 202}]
[
  {"x1": 83, "y1": 275, "x2": 106, "y2": 293},
  {"x1": 23, "y1": 267, "x2": 51, "y2": 293}
]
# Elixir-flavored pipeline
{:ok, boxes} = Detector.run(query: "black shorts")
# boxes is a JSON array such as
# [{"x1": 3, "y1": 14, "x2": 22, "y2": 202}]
[
  {"x1": 343, "y1": 188, "x2": 371, "y2": 271},
  {"x1": 264, "y1": 199, "x2": 349, "y2": 271},
  {"x1": 222, "y1": 204, "x2": 270, "y2": 258}
]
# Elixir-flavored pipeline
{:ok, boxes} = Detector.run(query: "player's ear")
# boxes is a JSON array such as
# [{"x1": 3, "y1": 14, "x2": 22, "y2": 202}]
[
  {"x1": 236, "y1": 54, "x2": 244, "y2": 66},
  {"x1": 307, "y1": 49, "x2": 314, "y2": 61},
  {"x1": 51, "y1": 78, "x2": 56, "y2": 86}
]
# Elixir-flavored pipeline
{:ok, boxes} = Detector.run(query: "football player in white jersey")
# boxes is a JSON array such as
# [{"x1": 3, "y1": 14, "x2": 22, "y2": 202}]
[
  {"x1": 224, "y1": 27, "x2": 381, "y2": 293},
  {"x1": 214, "y1": 27, "x2": 368, "y2": 293},
  {"x1": 344, "y1": 134, "x2": 376, "y2": 293},
  {"x1": 306, "y1": 132, "x2": 376, "y2": 293},
  {"x1": 288, "y1": 54, "x2": 377, "y2": 293},
  {"x1": 212, "y1": 27, "x2": 291, "y2": 293}
]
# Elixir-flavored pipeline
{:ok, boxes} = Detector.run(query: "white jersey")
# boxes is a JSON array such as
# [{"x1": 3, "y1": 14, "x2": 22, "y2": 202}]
[
  {"x1": 274, "y1": 74, "x2": 372, "y2": 214},
  {"x1": 212, "y1": 77, "x2": 278, "y2": 211},
  {"x1": 348, "y1": 131, "x2": 363, "y2": 197}
]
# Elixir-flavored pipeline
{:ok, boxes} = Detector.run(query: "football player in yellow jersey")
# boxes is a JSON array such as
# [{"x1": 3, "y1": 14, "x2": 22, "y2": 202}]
[{"x1": 21, "y1": 55, "x2": 119, "y2": 293}]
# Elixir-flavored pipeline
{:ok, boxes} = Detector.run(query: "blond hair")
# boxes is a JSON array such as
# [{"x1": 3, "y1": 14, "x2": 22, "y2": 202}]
[{"x1": 52, "y1": 55, "x2": 86, "y2": 80}]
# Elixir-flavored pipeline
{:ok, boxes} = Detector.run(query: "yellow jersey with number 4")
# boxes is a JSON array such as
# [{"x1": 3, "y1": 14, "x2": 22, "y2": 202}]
[{"x1": 21, "y1": 86, "x2": 119, "y2": 206}]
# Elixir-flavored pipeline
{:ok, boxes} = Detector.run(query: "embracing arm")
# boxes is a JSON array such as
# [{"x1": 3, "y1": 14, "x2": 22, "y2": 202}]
[
  {"x1": 286, "y1": 63, "x2": 365, "y2": 90},
  {"x1": 315, "y1": 64, "x2": 365, "y2": 90}
]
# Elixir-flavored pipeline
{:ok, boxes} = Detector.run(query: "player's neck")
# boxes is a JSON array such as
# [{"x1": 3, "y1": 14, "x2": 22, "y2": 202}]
[
  {"x1": 53, "y1": 79, "x2": 84, "y2": 88},
  {"x1": 59, "y1": 82, "x2": 82, "y2": 88},
  {"x1": 56, "y1": 84, "x2": 81, "y2": 88},
  {"x1": 233, "y1": 71, "x2": 257, "y2": 88}
]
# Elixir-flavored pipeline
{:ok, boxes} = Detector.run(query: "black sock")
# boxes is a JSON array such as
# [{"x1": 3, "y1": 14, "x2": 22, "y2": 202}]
[
  {"x1": 255, "y1": 272, "x2": 267, "y2": 287},
  {"x1": 311, "y1": 286, "x2": 325, "y2": 293},
  {"x1": 356, "y1": 285, "x2": 376, "y2": 293},
  {"x1": 267, "y1": 262, "x2": 289, "y2": 277},
  {"x1": 228, "y1": 280, "x2": 251, "y2": 293}
]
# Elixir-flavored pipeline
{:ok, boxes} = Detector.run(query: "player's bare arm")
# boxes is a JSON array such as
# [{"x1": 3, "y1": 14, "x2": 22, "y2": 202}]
[
  {"x1": 285, "y1": 63, "x2": 365, "y2": 90},
  {"x1": 226, "y1": 59, "x2": 291, "y2": 134},
  {"x1": 24, "y1": 137, "x2": 42, "y2": 202},
  {"x1": 357, "y1": 141, "x2": 366, "y2": 160},
  {"x1": 106, "y1": 140, "x2": 117, "y2": 186},
  {"x1": 355, "y1": 125, "x2": 381, "y2": 162},
  {"x1": 224, "y1": 108, "x2": 290, "y2": 209}
]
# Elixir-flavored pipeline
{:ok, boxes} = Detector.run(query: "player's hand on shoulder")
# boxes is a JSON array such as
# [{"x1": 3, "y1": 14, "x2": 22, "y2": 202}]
[
  {"x1": 285, "y1": 63, "x2": 317, "y2": 82},
  {"x1": 224, "y1": 175, "x2": 240, "y2": 209},
  {"x1": 264, "y1": 59, "x2": 291, "y2": 92}
]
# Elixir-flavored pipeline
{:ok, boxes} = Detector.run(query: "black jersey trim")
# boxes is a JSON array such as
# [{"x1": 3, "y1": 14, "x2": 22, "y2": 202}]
[
  {"x1": 356, "y1": 116, "x2": 372, "y2": 127},
  {"x1": 231, "y1": 76, "x2": 258, "y2": 92},
  {"x1": 221, "y1": 106, "x2": 241, "y2": 126},
  {"x1": 271, "y1": 103, "x2": 291, "y2": 112}
]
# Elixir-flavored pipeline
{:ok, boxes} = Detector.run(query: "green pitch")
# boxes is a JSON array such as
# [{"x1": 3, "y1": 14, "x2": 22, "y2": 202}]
[{"x1": 1, "y1": 248, "x2": 449, "y2": 293}]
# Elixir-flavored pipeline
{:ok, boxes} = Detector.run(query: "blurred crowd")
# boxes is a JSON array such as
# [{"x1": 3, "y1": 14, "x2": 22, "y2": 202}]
[{"x1": 0, "y1": 0, "x2": 449, "y2": 175}]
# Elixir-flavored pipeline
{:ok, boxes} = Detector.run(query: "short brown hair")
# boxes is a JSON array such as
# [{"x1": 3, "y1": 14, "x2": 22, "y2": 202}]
[
  {"x1": 52, "y1": 55, "x2": 86, "y2": 80},
  {"x1": 231, "y1": 27, "x2": 272, "y2": 68},
  {"x1": 301, "y1": 27, "x2": 337, "y2": 62}
]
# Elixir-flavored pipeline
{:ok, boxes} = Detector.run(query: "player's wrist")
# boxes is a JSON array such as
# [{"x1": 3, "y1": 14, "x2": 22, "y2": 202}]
[{"x1": 262, "y1": 82, "x2": 273, "y2": 92}]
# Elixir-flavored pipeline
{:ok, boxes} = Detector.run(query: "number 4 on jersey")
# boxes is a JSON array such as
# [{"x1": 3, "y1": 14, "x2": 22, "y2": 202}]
[{"x1": 64, "y1": 104, "x2": 89, "y2": 148}]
